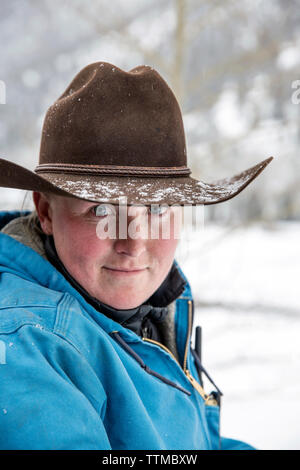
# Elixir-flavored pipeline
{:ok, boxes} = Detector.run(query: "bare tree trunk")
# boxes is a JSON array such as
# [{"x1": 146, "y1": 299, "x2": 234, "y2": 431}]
[{"x1": 173, "y1": 0, "x2": 186, "y2": 106}]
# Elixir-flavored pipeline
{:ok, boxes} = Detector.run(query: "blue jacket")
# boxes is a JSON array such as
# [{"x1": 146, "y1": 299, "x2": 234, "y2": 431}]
[{"x1": 0, "y1": 211, "x2": 254, "y2": 450}]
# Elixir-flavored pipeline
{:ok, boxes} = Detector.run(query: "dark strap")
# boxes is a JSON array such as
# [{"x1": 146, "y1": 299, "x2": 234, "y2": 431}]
[
  {"x1": 110, "y1": 331, "x2": 191, "y2": 396},
  {"x1": 35, "y1": 163, "x2": 191, "y2": 177},
  {"x1": 191, "y1": 348, "x2": 223, "y2": 397}
]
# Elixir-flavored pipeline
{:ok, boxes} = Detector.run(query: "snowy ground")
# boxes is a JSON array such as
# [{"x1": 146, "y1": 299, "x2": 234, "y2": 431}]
[{"x1": 176, "y1": 221, "x2": 300, "y2": 450}]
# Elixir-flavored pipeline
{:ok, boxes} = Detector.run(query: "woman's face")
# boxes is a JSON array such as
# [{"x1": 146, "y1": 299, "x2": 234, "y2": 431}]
[{"x1": 34, "y1": 192, "x2": 182, "y2": 309}]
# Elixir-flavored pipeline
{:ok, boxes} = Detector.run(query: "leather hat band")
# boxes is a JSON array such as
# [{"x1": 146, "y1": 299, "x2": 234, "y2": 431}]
[{"x1": 35, "y1": 163, "x2": 191, "y2": 177}]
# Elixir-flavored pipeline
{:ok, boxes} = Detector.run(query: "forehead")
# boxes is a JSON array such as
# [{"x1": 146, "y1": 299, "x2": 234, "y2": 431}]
[
  {"x1": 46, "y1": 194, "x2": 90, "y2": 212},
  {"x1": 51, "y1": 194, "x2": 95, "y2": 209},
  {"x1": 48, "y1": 194, "x2": 182, "y2": 216},
  {"x1": 49, "y1": 194, "x2": 148, "y2": 214}
]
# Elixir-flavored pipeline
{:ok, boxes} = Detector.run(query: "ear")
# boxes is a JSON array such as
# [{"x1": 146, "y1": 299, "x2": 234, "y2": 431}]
[{"x1": 33, "y1": 192, "x2": 53, "y2": 235}]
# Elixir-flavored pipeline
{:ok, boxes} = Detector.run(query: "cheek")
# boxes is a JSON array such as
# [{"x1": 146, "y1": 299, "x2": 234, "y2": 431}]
[
  {"x1": 150, "y1": 238, "x2": 179, "y2": 266},
  {"x1": 52, "y1": 216, "x2": 110, "y2": 266}
]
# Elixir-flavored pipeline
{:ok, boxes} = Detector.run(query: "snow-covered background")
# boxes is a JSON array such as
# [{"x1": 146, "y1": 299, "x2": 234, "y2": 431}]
[{"x1": 177, "y1": 221, "x2": 300, "y2": 450}]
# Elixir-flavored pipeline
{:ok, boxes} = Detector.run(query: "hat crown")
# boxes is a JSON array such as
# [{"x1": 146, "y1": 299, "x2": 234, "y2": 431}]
[
  {"x1": 38, "y1": 62, "x2": 187, "y2": 171},
  {"x1": 0, "y1": 61, "x2": 273, "y2": 206}
]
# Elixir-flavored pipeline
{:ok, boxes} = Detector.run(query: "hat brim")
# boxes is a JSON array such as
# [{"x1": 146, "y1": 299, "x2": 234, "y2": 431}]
[{"x1": 0, "y1": 156, "x2": 273, "y2": 206}]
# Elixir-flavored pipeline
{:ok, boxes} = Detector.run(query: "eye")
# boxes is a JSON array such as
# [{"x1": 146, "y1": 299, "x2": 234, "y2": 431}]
[
  {"x1": 149, "y1": 205, "x2": 168, "y2": 216},
  {"x1": 92, "y1": 204, "x2": 115, "y2": 217}
]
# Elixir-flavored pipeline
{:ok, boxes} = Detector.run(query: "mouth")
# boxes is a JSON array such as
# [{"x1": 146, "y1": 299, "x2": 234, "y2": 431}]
[{"x1": 103, "y1": 266, "x2": 148, "y2": 276}]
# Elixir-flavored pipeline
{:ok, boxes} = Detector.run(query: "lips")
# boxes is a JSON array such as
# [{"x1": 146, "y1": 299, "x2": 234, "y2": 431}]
[
  {"x1": 104, "y1": 266, "x2": 147, "y2": 272},
  {"x1": 103, "y1": 267, "x2": 146, "y2": 278}
]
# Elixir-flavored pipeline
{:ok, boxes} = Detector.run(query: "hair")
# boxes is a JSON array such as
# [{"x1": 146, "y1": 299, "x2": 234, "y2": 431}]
[{"x1": 19, "y1": 190, "x2": 53, "y2": 237}]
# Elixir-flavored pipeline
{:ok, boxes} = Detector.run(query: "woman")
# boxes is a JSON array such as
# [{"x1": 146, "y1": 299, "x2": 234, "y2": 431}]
[{"x1": 0, "y1": 62, "x2": 272, "y2": 449}]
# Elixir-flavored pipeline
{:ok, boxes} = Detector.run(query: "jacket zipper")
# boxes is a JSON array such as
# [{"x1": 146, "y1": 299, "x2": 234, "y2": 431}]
[
  {"x1": 143, "y1": 299, "x2": 215, "y2": 404},
  {"x1": 183, "y1": 300, "x2": 193, "y2": 372}
]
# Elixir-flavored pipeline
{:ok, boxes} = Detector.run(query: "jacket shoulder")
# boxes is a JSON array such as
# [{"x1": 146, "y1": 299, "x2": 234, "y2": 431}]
[
  {"x1": 0, "y1": 271, "x2": 108, "y2": 360},
  {"x1": 0, "y1": 272, "x2": 65, "y2": 334}
]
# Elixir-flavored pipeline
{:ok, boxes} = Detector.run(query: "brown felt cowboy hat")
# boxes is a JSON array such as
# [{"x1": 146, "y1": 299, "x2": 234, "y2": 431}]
[{"x1": 0, "y1": 61, "x2": 273, "y2": 205}]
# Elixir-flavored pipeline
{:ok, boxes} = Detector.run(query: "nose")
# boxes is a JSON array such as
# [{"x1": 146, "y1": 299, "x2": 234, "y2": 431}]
[
  {"x1": 114, "y1": 237, "x2": 147, "y2": 257},
  {"x1": 114, "y1": 208, "x2": 148, "y2": 257}
]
